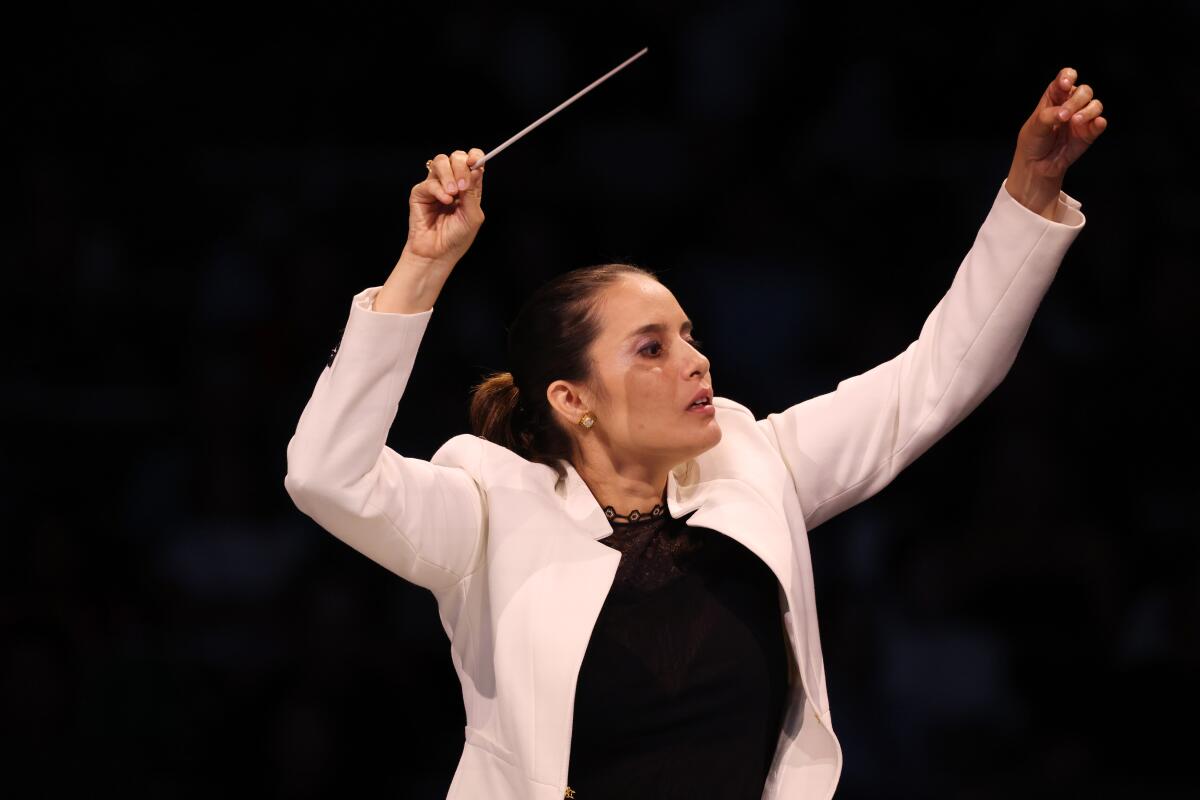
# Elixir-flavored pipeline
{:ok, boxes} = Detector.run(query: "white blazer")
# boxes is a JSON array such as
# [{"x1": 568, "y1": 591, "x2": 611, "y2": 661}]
[{"x1": 284, "y1": 178, "x2": 1085, "y2": 800}]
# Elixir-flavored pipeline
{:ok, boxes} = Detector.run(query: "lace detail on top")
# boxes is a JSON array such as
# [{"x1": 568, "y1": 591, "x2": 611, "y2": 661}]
[
  {"x1": 603, "y1": 501, "x2": 668, "y2": 524},
  {"x1": 600, "y1": 508, "x2": 705, "y2": 594},
  {"x1": 602, "y1": 486, "x2": 669, "y2": 525}
]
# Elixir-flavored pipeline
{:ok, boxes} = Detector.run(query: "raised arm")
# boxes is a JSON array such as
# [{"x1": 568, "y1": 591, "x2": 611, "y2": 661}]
[
  {"x1": 284, "y1": 148, "x2": 490, "y2": 593},
  {"x1": 757, "y1": 66, "x2": 1107, "y2": 532}
]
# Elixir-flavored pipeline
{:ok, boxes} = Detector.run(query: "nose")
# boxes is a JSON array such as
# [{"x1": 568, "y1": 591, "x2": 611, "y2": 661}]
[{"x1": 688, "y1": 347, "x2": 709, "y2": 379}]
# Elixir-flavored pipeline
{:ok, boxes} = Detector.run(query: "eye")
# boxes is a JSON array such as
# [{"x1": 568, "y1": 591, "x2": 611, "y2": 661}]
[
  {"x1": 639, "y1": 340, "x2": 664, "y2": 357},
  {"x1": 639, "y1": 337, "x2": 704, "y2": 357}
]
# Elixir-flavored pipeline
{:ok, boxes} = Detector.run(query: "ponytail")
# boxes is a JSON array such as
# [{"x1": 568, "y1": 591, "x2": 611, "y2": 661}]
[
  {"x1": 468, "y1": 368, "x2": 577, "y2": 484},
  {"x1": 468, "y1": 370, "x2": 526, "y2": 452}
]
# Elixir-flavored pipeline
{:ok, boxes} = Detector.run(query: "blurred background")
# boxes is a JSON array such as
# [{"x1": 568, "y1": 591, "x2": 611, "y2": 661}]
[{"x1": 9, "y1": 1, "x2": 1198, "y2": 797}]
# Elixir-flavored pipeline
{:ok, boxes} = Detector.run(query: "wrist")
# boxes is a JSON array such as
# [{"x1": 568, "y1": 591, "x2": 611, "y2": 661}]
[
  {"x1": 399, "y1": 241, "x2": 459, "y2": 274},
  {"x1": 375, "y1": 247, "x2": 455, "y2": 314},
  {"x1": 1006, "y1": 162, "x2": 1064, "y2": 221}
]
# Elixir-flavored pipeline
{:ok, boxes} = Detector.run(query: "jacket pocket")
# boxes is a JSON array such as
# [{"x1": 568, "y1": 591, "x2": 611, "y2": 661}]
[{"x1": 464, "y1": 725, "x2": 521, "y2": 769}]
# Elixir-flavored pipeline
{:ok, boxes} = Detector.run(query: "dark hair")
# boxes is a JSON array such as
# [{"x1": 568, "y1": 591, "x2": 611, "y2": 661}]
[{"x1": 469, "y1": 262, "x2": 659, "y2": 483}]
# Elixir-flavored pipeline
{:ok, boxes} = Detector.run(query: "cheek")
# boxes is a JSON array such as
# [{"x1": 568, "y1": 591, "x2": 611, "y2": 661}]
[
  {"x1": 641, "y1": 385, "x2": 683, "y2": 426},
  {"x1": 609, "y1": 363, "x2": 680, "y2": 430}
]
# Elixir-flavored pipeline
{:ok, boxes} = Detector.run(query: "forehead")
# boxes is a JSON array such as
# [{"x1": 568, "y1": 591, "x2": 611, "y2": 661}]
[{"x1": 595, "y1": 275, "x2": 686, "y2": 336}]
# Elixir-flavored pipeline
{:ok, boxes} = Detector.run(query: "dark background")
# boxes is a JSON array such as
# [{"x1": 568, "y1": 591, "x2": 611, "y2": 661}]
[{"x1": 10, "y1": 1, "x2": 1199, "y2": 797}]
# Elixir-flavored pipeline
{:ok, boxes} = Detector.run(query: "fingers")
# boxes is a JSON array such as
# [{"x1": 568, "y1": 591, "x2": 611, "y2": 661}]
[
  {"x1": 1070, "y1": 97, "x2": 1104, "y2": 126},
  {"x1": 1077, "y1": 101, "x2": 1108, "y2": 142},
  {"x1": 1047, "y1": 66, "x2": 1078, "y2": 106},
  {"x1": 422, "y1": 153, "x2": 456, "y2": 205},
  {"x1": 1056, "y1": 83, "x2": 1095, "y2": 123},
  {"x1": 413, "y1": 149, "x2": 486, "y2": 206},
  {"x1": 1035, "y1": 67, "x2": 1106, "y2": 137},
  {"x1": 449, "y1": 150, "x2": 477, "y2": 192},
  {"x1": 1050, "y1": 66, "x2": 1098, "y2": 122},
  {"x1": 464, "y1": 147, "x2": 485, "y2": 199}
]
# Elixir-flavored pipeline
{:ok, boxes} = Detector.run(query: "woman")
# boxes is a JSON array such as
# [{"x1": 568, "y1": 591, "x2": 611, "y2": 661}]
[{"x1": 285, "y1": 67, "x2": 1105, "y2": 800}]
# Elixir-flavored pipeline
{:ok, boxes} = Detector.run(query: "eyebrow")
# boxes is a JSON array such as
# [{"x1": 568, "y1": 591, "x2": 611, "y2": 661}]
[{"x1": 625, "y1": 319, "x2": 693, "y2": 339}]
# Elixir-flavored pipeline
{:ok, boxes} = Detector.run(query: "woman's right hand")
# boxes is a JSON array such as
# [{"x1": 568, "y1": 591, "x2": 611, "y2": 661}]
[{"x1": 403, "y1": 148, "x2": 486, "y2": 268}]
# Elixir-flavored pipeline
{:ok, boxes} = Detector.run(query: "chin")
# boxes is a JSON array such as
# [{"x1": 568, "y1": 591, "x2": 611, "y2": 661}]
[
  {"x1": 709, "y1": 420, "x2": 723, "y2": 441},
  {"x1": 696, "y1": 419, "x2": 723, "y2": 450}
]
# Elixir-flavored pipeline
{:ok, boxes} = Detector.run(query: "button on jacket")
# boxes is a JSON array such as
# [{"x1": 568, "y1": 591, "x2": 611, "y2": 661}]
[{"x1": 284, "y1": 178, "x2": 1086, "y2": 799}]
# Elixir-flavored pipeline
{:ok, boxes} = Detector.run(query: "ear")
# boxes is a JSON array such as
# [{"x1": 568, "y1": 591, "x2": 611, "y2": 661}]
[{"x1": 546, "y1": 379, "x2": 591, "y2": 425}]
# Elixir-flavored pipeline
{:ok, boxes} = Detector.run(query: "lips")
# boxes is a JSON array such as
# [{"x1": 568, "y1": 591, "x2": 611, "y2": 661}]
[{"x1": 686, "y1": 387, "x2": 713, "y2": 409}]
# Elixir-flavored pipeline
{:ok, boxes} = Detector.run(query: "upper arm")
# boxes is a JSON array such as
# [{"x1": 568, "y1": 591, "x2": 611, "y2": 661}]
[
  {"x1": 285, "y1": 439, "x2": 487, "y2": 593},
  {"x1": 283, "y1": 285, "x2": 487, "y2": 593},
  {"x1": 758, "y1": 178, "x2": 1086, "y2": 531},
  {"x1": 756, "y1": 343, "x2": 931, "y2": 532}
]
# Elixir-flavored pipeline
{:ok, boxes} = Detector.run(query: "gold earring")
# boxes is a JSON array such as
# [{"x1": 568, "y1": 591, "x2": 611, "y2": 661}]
[{"x1": 578, "y1": 411, "x2": 596, "y2": 429}]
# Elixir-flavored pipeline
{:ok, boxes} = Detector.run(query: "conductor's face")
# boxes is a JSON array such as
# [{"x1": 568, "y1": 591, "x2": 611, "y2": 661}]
[{"x1": 557, "y1": 274, "x2": 721, "y2": 470}]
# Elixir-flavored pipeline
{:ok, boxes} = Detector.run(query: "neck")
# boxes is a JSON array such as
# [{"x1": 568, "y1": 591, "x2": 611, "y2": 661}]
[{"x1": 574, "y1": 456, "x2": 671, "y2": 520}]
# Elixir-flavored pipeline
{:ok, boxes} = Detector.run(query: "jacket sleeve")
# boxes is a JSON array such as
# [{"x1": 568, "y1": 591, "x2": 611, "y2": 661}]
[
  {"x1": 756, "y1": 178, "x2": 1086, "y2": 531},
  {"x1": 284, "y1": 285, "x2": 486, "y2": 593}
]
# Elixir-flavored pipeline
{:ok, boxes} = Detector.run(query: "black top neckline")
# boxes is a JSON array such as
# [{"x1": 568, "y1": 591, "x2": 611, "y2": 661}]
[
  {"x1": 604, "y1": 502, "x2": 668, "y2": 525},
  {"x1": 602, "y1": 486, "x2": 671, "y2": 525}
]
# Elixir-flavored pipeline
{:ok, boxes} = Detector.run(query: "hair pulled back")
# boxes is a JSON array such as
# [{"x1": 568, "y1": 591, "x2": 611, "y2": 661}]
[{"x1": 469, "y1": 262, "x2": 658, "y2": 484}]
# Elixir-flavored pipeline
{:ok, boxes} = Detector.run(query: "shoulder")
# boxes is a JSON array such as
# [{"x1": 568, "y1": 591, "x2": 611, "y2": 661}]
[
  {"x1": 712, "y1": 394, "x2": 755, "y2": 419},
  {"x1": 431, "y1": 434, "x2": 556, "y2": 487},
  {"x1": 431, "y1": 433, "x2": 512, "y2": 467}
]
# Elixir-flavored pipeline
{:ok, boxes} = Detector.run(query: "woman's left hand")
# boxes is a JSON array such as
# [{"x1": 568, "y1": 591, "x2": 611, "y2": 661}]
[
  {"x1": 1015, "y1": 66, "x2": 1107, "y2": 178},
  {"x1": 1007, "y1": 66, "x2": 1107, "y2": 218}
]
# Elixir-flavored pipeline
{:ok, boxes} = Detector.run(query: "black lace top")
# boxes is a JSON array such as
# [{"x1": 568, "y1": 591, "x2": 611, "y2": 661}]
[{"x1": 565, "y1": 492, "x2": 791, "y2": 799}]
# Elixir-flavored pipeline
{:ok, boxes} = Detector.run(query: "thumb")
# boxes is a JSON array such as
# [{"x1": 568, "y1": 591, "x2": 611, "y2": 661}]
[
  {"x1": 461, "y1": 160, "x2": 485, "y2": 215},
  {"x1": 466, "y1": 163, "x2": 484, "y2": 201}
]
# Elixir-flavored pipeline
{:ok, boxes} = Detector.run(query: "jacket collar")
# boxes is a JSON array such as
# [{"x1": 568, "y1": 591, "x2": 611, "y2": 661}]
[
  {"x1": 552, "y1": 446, "x2": 794, "y2": 603},
  {"x1": 555, "y1": 457, "x2": 699, "y2": 540}
]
